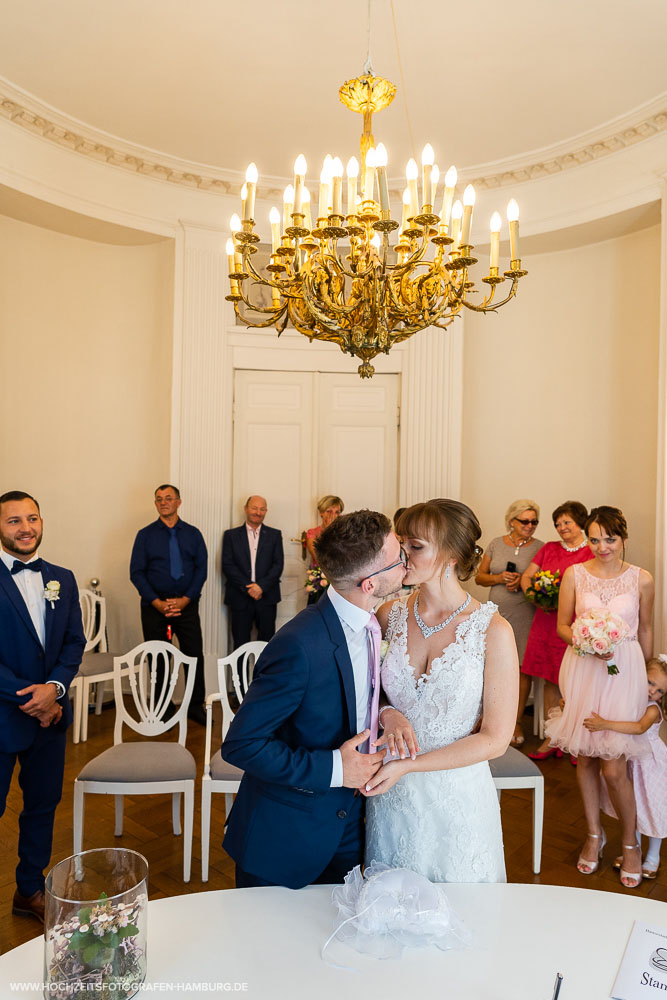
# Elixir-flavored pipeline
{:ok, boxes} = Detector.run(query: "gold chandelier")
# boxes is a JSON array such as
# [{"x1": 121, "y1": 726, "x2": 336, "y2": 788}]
[{"x1": 226, "y1": 71, "x2": 527, "y2": 378}]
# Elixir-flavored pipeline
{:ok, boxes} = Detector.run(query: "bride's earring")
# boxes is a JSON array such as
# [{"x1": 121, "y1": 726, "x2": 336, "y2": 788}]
[{"x1": 445, "y1": 564, "x2": 451, "y2": 580}]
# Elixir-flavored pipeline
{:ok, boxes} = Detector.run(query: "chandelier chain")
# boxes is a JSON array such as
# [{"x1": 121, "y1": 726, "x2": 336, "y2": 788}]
[
  {"x1": 390, "y1": 0, "x2": 416, "y2": 161},
  {"x1": 364, "y1": 0, "x2": 374, "y2": 76}
]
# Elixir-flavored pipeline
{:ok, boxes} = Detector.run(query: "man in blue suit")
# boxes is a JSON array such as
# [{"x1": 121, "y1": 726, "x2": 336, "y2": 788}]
[
  {"x1": 222, "y1": 496, "x2": 284, "y2": 650},
  {"x1": 0, "y1": 491, "x2": 85, "y2": 921},
  {"x1": 221, "y1": 509, "x2": 408, "y2": 888}
]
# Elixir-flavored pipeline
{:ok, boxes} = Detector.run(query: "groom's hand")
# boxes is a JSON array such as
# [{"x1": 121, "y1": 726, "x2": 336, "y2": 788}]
[{"x1": 340, "y1": 730, "x2": 385, "y2": 788}]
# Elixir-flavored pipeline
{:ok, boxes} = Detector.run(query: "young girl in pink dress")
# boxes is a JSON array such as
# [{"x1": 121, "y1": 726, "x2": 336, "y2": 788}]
[
  {"x1": 545, "y1": 506, "x2": 653, "y2": 888},
  {"x1": 586, "y1": 656, "x2": 667, "y2": 879}
]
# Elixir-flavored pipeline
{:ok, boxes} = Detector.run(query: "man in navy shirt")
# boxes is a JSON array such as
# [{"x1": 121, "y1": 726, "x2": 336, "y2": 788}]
[{"x1": 130, "y1": 485, "x2": 208, "y2": 724}]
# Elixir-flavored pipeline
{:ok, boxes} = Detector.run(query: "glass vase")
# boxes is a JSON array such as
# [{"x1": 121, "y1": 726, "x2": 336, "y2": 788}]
[{"x1": 44, "y1": 847, "x2": 148, "y2": 999}]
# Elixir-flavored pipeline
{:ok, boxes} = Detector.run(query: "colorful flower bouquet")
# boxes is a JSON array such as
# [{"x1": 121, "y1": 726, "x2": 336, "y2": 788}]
[
  {"x1": 524, "y1": 569, "x2": 561, "y2": 611},
  {"x1": 571, "y1": 608, "x2": 630, "y2": 675},
  {"x1": 305, "y1": 565, "x2": 328, "y2": 597}
]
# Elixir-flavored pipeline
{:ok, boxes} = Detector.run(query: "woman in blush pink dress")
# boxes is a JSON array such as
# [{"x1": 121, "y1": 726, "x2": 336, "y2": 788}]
[
  {"x1": 545, "y1": 506, "x2": 653, "y2": 888},
  {"x1": 521, "y1": 501, "x2": 591, "y2": 759}
]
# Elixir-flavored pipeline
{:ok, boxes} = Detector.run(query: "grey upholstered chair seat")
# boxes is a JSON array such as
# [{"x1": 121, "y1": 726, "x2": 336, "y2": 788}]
[
  {"x1": 209, "y1": 754, "x2": 243, "y2": 782},
  {"x1": 78, "y1": 742, "x2": 196, "y2": 783},
  {"x1": 77, "y1": 651, "x2": 115, "y2": 677},
  {"x1": 489, "y1": 746, "x2": 542, "y2": 779}
]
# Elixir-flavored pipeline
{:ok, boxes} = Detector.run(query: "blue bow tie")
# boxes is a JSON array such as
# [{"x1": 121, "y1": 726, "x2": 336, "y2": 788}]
[{"x1": 11, "y1": 558, "x2": 43, "y2": 575}]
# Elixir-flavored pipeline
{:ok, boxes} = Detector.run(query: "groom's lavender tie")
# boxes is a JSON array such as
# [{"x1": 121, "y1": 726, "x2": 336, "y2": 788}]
[{"x1": 365, "y1": 613, "x2": 382, "y2": 751}]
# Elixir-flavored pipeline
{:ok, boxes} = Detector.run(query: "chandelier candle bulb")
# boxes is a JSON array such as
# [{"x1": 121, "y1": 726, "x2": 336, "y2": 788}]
[
  {"x1": 363, "y1": 146, "x2": 377, "y2": 204},
  {"x1": 244, "y1": 163, "x2": 258, "y2": 221},
  {"x1": 331, "y1": 157, "x2": 344, "y2": 216},
  {"x1": 283, "y1": 185, "x2": 294, "y2": 234},
  {"x1": 507, "y1": 199, "x2": 520, "y2": 261},
  {"x1": 293, "y1": 154, "x2": 307, "y2": 215},
  {"x1": 421, "y1": 144, "x2": 434, "y2": 209},
  {"x1": 319, "y1": 159, "x2": 332, "y2": 220},
  {"x1": 431, "y1": 164, "x2": 440, "y2": 211},
  {"x1": 230, "y1": 213, "x2": 242, "y2": 237},
  {"x1": 375, "y1": 143, "x2": 390, "y2": 213},
  {"x1": 240, "y1": 183, "x2": 248, "y2": 221},
  {"x1": 406, "y1": 158, "x2": 419, "y2": 218},
  {"x1": 440, "y1": 165, "x2": 457, "y2": 229},
  {"x1": 269, "y1": 207, "x2": 281, "y2": 254},
  {"x1": 346, "y1": 157, "x2": 359, "y2": 217},
  {"x1": 450, "y1": 199, "x2": 463, "y2": 248},
  {"x1": 400, "y1": 188, "x2": 411, "y2": 232},
  {"x1": 489, "y1": 211, "x2": 502, "y2": 270},
  {"x1": 225, "y1": 239, "x2": 238, "y2": 292},
  {"x1": 302, "y1": 187, "x2": 312, "y2": 232},
  {"x1": 460, "y1": 184, "x2": 476, "y2": 246}
]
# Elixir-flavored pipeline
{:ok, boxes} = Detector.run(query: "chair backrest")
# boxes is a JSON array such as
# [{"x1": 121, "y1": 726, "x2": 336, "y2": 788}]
[
  {"x1": 112, "y1": 641, "x2": 196, "y2": 746},
  {"x1": 79, "y1": 589, "x2": 108, "y2": 653},
  {"x1": 218, "y1": 641, "x2": 267, "y2": 711}
]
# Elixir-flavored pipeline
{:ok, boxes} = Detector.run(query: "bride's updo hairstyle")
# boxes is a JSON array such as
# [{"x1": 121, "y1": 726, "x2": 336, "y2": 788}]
[{"x1": 397, "y1": 499, "x2": 483, "y2": 581}]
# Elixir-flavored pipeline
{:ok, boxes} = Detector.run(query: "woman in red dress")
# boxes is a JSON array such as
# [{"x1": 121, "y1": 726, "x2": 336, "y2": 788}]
[{"x1": 521, "y1": 501, "x2": 591, "y2": 759}]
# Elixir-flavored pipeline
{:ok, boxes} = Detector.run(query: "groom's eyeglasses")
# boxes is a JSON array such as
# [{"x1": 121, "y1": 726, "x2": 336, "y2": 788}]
[{"x1": 356, "y1": 547, "x2": 408, "y2": 587}]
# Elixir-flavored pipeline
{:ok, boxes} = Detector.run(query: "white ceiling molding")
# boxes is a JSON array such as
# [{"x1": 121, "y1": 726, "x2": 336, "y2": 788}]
[{"x1": 1, "y1": 76, "x2": 666, "y2": 198}]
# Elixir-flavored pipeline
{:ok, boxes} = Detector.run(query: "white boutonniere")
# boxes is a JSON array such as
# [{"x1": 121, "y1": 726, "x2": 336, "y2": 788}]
[
  {"x1": 44, "y1": 580, "x2": 60, "y2": 608},
  {"x1": 379, "y1": 640, "x2": 390, "y2": 664}
]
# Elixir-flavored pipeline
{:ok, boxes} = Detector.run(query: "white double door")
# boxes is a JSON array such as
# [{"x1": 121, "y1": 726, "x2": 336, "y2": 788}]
[{"x1": 232, "y1": 370, "x2": 400, "y2": 628}]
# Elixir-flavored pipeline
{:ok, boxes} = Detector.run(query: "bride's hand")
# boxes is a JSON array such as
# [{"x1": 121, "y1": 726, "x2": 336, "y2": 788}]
[
  {"x1": 372, "y1": 708, "x2": 420, "y2": 760},
  {"x1": 361, "y1": 759, "x2": 409, "y2": 796}
]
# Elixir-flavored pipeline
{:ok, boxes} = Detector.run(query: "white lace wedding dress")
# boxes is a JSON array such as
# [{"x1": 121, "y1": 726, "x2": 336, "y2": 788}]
[{"x1": 365, "y1": 598, "x2": 507, "y2": 882}]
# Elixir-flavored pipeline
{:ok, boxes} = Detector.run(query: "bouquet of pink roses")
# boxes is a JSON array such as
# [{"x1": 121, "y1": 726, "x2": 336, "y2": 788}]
[{"x1": 571, "y1": 608, "x2": 629, "y2": 675}]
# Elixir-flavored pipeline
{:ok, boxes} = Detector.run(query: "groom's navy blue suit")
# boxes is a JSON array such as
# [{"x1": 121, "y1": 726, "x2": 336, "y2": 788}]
[
  {"x1": 0, "y1": 559, "x2": 85, "y2": 893},
  {"x1": 221, "y1": 592, "x2": 363, "y2": 888}
]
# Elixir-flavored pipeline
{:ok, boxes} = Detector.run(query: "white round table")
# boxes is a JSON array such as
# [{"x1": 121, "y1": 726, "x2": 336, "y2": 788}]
[{"x1": 1, "y1": 883, "x2": 662, "y2": 999}]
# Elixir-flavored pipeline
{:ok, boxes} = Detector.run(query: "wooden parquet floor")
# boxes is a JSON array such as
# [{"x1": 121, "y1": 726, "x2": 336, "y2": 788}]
[{"x1": 2, "y1": 706, "x2": 666, "y2": 955}]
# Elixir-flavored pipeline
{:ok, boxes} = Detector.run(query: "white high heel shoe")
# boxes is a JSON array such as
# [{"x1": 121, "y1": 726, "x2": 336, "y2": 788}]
[
  {"x1": 619, "y1": 844, "x2": 643, "y2": 889},
  {"x1": 577, "y1": 830, "x2": 606, "y2": 875}
]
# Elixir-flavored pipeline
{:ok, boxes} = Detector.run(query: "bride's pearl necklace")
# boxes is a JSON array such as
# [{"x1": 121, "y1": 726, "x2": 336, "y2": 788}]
[
  {"x1": 560, "y1": 536, "x2": 588, "y2": 552},
  {"x1": 414, "y1": 593, "x2": 471, "y2": 639}
]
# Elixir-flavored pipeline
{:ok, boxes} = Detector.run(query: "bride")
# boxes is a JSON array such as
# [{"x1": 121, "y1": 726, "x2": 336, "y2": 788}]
[{"x1": 364, "y1": 499, "x2": 518, "y2": 882}]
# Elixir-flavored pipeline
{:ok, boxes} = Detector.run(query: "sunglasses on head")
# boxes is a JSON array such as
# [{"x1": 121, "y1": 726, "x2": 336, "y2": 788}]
[{"x1": 514, "y1": 518, "x2": 538, "y2": 526}]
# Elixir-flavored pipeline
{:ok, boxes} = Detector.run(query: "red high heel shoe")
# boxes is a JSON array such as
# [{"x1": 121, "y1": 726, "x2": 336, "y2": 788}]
[{"x1": 528, "y1": 747, "x2": 564, "y2": 761}]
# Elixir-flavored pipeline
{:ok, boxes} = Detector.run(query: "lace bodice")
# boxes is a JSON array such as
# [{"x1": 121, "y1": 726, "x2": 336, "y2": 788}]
[
  {"x1": 573, "y1": 563, "x2": 640, "y2": 639},
  {"x1": 382, "y1": 599, "x2": 497, "y2": 753}
]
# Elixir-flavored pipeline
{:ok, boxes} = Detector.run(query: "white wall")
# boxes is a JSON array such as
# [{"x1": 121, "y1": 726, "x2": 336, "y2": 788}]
[
  {"x1": 462, "y1": 223, "x2": 661, "y2": 596},
  {"x1": 0, "y1": 214, "x2": 174, "y2": 651}
]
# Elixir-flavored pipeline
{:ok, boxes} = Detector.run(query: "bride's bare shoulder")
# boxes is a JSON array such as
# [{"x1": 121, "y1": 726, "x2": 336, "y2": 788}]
[{"x1": 376, "y1": 594, "x2": 409, "y2": 630}]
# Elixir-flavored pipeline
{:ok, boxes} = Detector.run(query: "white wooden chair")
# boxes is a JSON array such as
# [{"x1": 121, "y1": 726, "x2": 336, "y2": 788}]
[
  {"x1": 201, "y1": 641, "x2": 266, "y2": 882},
  {"x1": 73, "y1": 641, "x2": 197, "y2": 881},
  {"x1": 70, "y1": 589, "x2": 118, "y2": 744},
  {"x1": 490, "y1": 746, "x2": 544, "y2": 874}
]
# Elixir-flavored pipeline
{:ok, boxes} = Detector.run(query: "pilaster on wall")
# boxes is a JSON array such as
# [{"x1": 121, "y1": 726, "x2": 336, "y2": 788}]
[
  {"x1": 399, "y1": 322, "x2": 464, "y2": 505},
  {"x1": 655, "y1": 188, "x2": 667, "y2": 649},
  {"x1": 172, "y1": 222, "x2": 232, "y2": 666}
]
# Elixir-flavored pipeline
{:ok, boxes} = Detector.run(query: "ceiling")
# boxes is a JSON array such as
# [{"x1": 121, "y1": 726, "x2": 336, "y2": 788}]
[{"x1": 2, "y1": 0, "x2": 666, "y2": 184}]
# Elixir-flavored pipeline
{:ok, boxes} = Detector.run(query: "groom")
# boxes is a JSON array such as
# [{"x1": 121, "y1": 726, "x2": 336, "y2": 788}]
[{"x1": 221, "y1": 509, "x2": 407, "y2": 888}]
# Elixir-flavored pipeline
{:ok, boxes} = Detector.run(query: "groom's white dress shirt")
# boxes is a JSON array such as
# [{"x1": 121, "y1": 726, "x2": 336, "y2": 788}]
[
  {"x1": 1, "y1": 549, "x2": 46, "y2": 647},
  {"x1": 327, "y1": 585, "x2": 373, "y2": 788}
]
